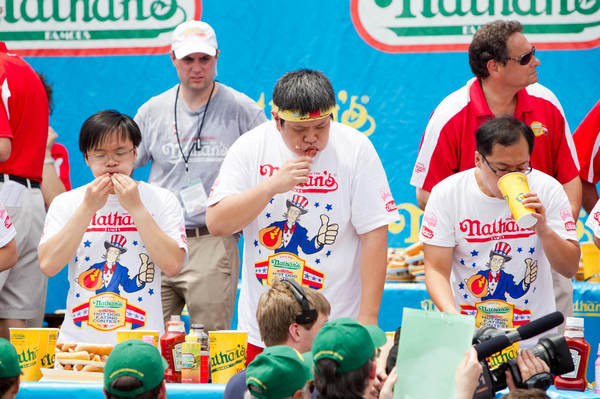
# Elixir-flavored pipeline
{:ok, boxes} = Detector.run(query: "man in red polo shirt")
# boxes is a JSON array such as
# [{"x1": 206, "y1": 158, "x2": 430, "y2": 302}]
[
  {"x1": 410, "y1": 20, "x2": 580, "y2": 327},
  {"x1": 0, "y1": 42, "x2": 48, "y2": 338},
  {"x1": 573, "y1": 100, "x2": 600, "y2": 214}
]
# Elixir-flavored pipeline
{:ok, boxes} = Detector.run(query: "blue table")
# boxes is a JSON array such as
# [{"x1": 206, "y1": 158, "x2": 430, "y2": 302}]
[
  {"x1": 17, "y1": 382, "x2": 225, "y2": 399},
  {"x1": 16, "y1": 382, "x2": 598, "y2": 398}
]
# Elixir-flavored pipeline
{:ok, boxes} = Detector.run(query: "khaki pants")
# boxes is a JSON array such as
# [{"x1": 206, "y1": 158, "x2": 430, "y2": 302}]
[
  {"x1": 552, "y1": 268, "x2": 573, "y2": 334},
  {"x1": 161, "y1": 234, "x2": 240, "y2": 331}
]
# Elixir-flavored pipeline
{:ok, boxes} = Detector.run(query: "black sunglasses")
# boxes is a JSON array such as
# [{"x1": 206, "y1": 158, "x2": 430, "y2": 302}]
[{"x1": 506, "y1": 46, "x2": 536, "y2": 66}]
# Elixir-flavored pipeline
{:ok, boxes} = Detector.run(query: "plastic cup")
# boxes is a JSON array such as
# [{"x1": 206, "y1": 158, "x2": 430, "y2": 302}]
[
  {"x1": 9, "y1": 328, "x2": 58, "y2": 381},
  {"x1": 116, "y1": 330, "x2": 160, "y2": 347},
  {"x1": 497, "y1": 172, "x2": 537, "y2": 228},
  {"x1": 208, "y1": 330, "x2": 247, "y2": 384},
  {"x1": 581, "y1": 242, "x2": 600, "y2": 282}
]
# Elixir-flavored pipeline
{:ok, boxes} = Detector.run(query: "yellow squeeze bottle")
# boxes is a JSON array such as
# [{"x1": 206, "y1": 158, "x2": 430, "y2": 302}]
[{"x1": 181, "y1": 334, "x2": 201, "y2": 383}]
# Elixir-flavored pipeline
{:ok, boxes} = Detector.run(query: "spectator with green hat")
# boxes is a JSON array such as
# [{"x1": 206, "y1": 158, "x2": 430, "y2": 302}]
[
  {"x1": 104, "y1": 339, "x2": 168, "y2": 399},
  {"x1": 0, "y1": 338, "x2": 21, "y2": 399},
  {"x1": 245, "y1": 345, "x2": 313, "y2": 399},
  {"x1": 311, "y1": 317, "x2": 395, "y2": 399}
]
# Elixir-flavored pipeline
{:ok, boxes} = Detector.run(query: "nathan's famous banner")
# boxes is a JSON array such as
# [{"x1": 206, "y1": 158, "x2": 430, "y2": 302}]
[{"x1": 1, "y1": 0, "x2": 599, "y2": 254}]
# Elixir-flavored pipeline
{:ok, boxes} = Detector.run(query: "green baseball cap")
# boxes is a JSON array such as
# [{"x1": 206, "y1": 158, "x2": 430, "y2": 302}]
[
  {"x1": 311, "y1": 317, "x2": 386, "y2": 373},
  {"x1": 0, "y1": 338, "x2": 21, "y2": 378},
  {"x1": 246, "y1": 345, "x2": 313, "y2": 399},
  {"x1": 104, "y1": 339, "x2": 168, "y2": 398}
]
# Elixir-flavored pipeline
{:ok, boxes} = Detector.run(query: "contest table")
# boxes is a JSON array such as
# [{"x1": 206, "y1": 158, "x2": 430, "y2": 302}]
[
  {"x1": 16, "y1": 382, "x2": 599, "y2": 398},
  {"x1": 17, "y1": 382, "x2": 226, "y2": 399}
]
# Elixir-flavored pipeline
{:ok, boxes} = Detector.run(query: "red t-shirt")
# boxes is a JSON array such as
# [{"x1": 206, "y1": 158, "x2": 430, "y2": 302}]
[
  {"x1": 51, "y1": 142, "x2": 72, "y2": 191},
  {"x1": 410, "y1": 78, "x2": 579, "y2": 192},
  {"x1": 573, "y1": 100, "x2": 600, "y2": 184},
  {"x1": 0, "y1": 42, "x2": 48, "y2": 182}
]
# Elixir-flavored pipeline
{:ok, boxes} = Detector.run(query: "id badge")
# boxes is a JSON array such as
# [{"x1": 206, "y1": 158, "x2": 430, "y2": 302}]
[{"x1": 179, "y1": 181, "x2": 208, "y2": 217}]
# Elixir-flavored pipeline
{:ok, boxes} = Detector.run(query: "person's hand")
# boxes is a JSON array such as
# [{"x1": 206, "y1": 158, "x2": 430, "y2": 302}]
[
  {"x1": 524, "y1": 258, "x2": 538, "y2": 286},
  {"x1": 82, "y1": 174, "x2": 112, "y2": 213},
  {"x1": 267, "y1": 157, "x2": 312, "y2": 194},
  {"x1": 138, "y1": 253, "x2": 155, "y2": 283},
  {"x1": 520, "y1": 192, "x2": 549, "y2": 234},
  {"x1": 379, "y1": 367, "x2": 397, "y2": 399},
  {"x1": 455, "y1": 347, "x2": 483, "y2": 399},
  {"x1": 316, "y1": 214, "x2": 338, "y2": 246},
  {"x1": 46, "y1": 126, "x2": 58, "y2": 158},
  {"x1": 506, "y1": 349, "x2": 550, "y2": 391},
  {"x1": 111, "y1": 173, "x2": 142, "y2": 213}
]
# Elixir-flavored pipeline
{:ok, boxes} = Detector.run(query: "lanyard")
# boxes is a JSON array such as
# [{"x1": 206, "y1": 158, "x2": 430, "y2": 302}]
[{"x1": 173, "y1": 81, "x2": 216, "y2": 174}]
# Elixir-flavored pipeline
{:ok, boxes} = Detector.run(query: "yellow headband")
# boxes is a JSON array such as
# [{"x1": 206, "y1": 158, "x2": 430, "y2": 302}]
[{"x1": 274, "y1": 105, "x2": 335, "y2": 122}]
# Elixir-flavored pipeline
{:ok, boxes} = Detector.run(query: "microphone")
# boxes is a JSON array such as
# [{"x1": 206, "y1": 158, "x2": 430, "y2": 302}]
[{"x1": 474, "y1": 311, "x2": 564, "y2": 361}]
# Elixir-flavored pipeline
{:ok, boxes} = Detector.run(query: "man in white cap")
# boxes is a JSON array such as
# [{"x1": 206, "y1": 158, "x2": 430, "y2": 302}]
[{"x1": 133, "y1": 20, "x2": 266, "y2": 331}]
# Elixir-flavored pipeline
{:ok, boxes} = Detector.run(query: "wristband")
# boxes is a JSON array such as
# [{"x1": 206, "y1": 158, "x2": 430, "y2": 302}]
[{"x1": 44, "y1": 157, "x2": 55, "y2": 165}]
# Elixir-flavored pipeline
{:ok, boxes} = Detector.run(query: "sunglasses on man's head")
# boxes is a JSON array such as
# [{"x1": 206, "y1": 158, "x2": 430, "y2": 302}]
[{"x1": 506, "y1": 46, "x2": 536, "y2": 65}]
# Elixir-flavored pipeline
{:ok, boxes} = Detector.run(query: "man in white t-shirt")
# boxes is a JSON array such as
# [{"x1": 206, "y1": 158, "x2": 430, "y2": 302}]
[
  {"x1": 39, "y1": 110, "x2": 187, "y2": 344},
  {"x1": 420, "y1": 116, "x2": 579, "y2": 343},
  {"x1": 206, "y1": 69, "x2": 399, "y2": 362}
]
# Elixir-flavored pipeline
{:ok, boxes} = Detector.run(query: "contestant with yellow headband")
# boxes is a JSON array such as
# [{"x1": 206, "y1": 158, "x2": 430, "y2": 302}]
[{"x1": 206, "y1": 69, "x2": 399, "y2": 364}]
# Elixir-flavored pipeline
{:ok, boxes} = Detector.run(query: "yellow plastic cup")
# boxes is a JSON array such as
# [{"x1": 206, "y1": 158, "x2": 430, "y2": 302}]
[
  {"x1": 116, "y1": 330, "x2": 160, "y2": 347},
  {"x1": 37, "y1": 328, "x2": 58, "y2": 369},
  {"x1": 9, "y1": 328, "x2": 58, "y2": 381},
  {"x1": 581, "y1": 242, "x2": 600, "y2": 282},
  {"x1": 497, "y1": 172, "x2": 537, "y2": 228},
  {"x1": 209, "y1": 330, "x2": 247, "y2": 384}
]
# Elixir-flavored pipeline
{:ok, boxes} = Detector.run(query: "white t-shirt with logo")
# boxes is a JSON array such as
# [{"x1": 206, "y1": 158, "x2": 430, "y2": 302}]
[
  {"x1": 208, "y1": 121, "x2": 400, "y2": 346},
  {"x1": 40, "y1": 182, "x2": 188, "y2": 344},
  {"x1": 585, "y1": 201, "x2": 600, "y2": 237},
  {"x1": 420, "y1": 169, "x2": 577, "y2": 345}
]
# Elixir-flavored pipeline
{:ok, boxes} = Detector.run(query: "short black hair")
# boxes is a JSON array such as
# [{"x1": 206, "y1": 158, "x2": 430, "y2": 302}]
[
  {"x1": 475, "y1": 116, "x2": 534, "y2": 156},
  {"x1": 272, "y1": 69, "x2": 336, "y2": 116},
  {"x1": 0, "y1": 375, "x2": 19, "y2": 397},
  {"x1": 313, "y1": 356, "x2": 373, "y2": 399},
  {"x1": 79, "y1": 110, "x2": 141, "y2": 156},
  {"x1": 469, "y1": 20, "x2": 523, "y2": 79},
  {"x1": 105, "y1": 375, "x2": 163, "y2": 399},
  {"x1": 37, "y1": 72, "x2": 54, "y2": 115}
]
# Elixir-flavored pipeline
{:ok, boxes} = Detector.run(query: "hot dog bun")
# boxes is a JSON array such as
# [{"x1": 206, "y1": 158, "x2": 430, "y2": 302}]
[{"x1": 74, "y1": 343, "x2": 113, "y2": 356}]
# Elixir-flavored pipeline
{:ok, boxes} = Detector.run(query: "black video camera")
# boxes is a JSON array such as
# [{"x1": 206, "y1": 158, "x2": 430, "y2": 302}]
[{"x1": 471, "y1": 312, "x2": 574, "y2": 398}]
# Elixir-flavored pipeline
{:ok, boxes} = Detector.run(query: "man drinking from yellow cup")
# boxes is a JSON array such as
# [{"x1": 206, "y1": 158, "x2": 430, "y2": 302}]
[{"x1": 420, "y1": 116, "x2": 580, "y2": 344}]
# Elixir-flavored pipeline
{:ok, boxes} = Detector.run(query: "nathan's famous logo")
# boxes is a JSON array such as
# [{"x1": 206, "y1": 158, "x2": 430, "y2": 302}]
[
  {"x1": 351, "y1": 0, "x2": 600, "y2": 52},
  {"x1": 257, "y1": 89, "x2": 375, "y2": 136},
  {"x1": 259, "y1": 166, "x2": 339, "y2": 194},
  {"x1": 210, "y1": 343, "x2": 246, "y2": 373},
  {"x1": 0, "y1": 0, "x2": 201, "y2": 55},
  {"x1": 459, "y1": 217, "x2": 536, "y2": 242}
]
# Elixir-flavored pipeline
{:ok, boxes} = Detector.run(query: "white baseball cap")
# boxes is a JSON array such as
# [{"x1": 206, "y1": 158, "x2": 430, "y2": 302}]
[{"x1": 171, "y1": 20, "x2": 218, "y2": 59}]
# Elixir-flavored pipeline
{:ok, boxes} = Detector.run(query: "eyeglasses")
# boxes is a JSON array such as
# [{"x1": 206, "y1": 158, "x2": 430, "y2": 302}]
[
  {"x1": 88, "y1": 148, "x2": 134, "y2": 162},
  {"x1": 506, "y1": 46, "x2": 536, "y2": 66},
  {"x1": 481, "y1": 154, "x2": 532, "y2": 176}
]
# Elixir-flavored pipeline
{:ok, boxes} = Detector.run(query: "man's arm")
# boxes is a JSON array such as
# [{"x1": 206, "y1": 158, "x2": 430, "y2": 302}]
[
  {"x1": 207, "y1": 157, "x2": 312, "y2": 236},
  {"x1": 41, "y1": 128, "x2": 66, "y2": 208},
  {"x1": 356, "y1": 225, "x2": 389, "y2": 325},
  {"x1": 581, "y1": 180, "x2": 598, "y2": 215},
  {"x1": 0, "y1": 137, "x2": 11, "y2": 162},
  {"x1": 423, "y1": 243, "x2": 458, "y2": 313},
  {"x1": 521, "y1": 193, "x2": 580, "y2": 278},
  {"x1": 0, "y1": 238, "x2": 17, "y2": 271},
  {"x1": 39, "y1": 175, "x2": 113, "y2": 276},
  {"x1": 416, "y1": 187, "x2": 430, "y2": 210},
  {"x1": 562, "y1": 176, "x2": 582, "y2": 220},
  {"x1": 111, "y1": 174, "x2": 185, "y2": 277}
]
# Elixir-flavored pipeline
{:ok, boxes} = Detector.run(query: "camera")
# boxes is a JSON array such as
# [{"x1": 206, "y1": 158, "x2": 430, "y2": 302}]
[{"x1": 472, "y1": 327, "x2": 574, "y2": 398}]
